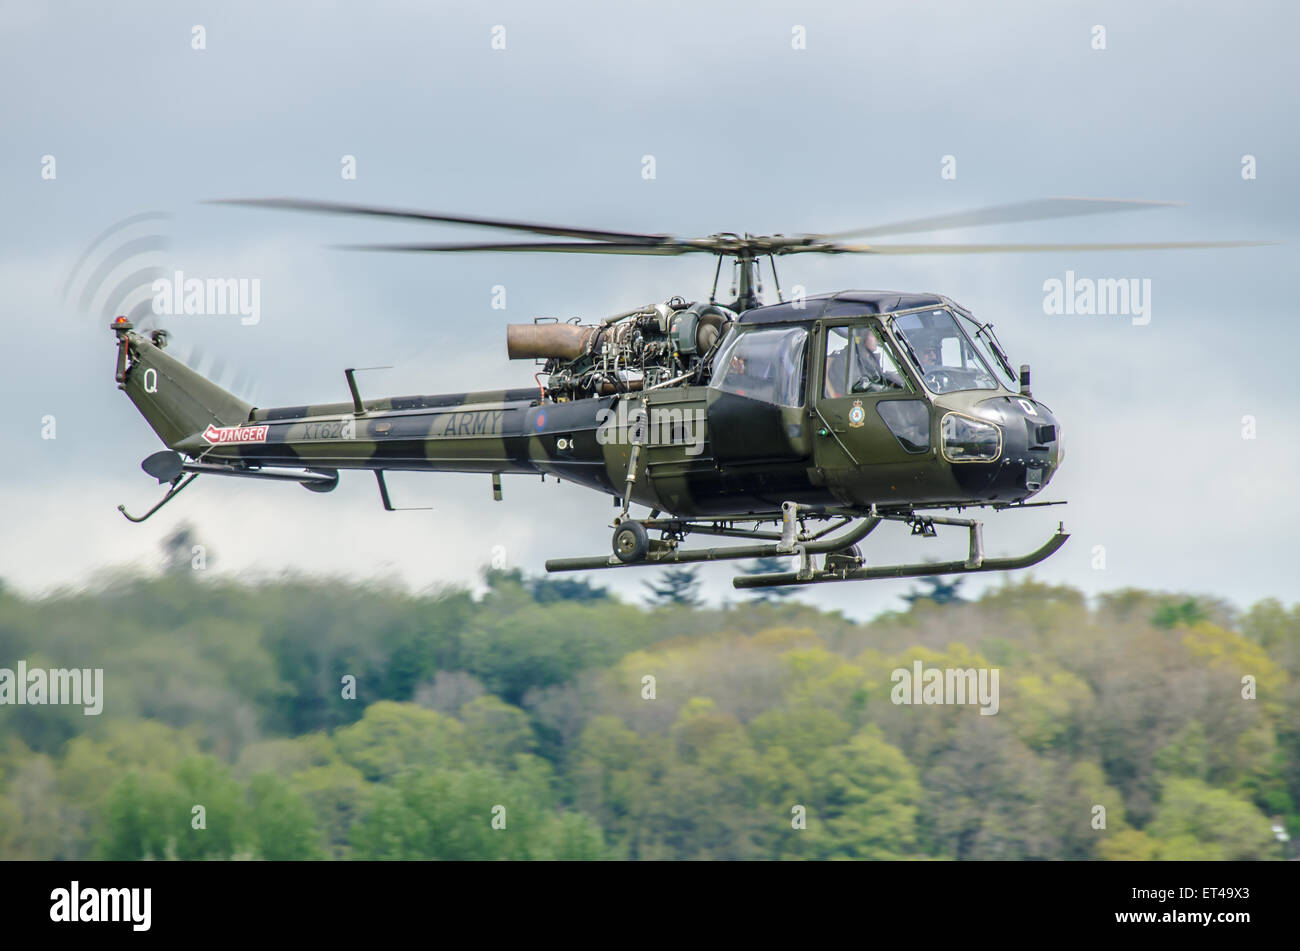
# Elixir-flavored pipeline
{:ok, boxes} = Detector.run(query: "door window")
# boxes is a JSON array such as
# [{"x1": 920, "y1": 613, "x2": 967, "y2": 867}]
[{"x1": 823, "y1": 325, "x2": 911, "y2": 398}]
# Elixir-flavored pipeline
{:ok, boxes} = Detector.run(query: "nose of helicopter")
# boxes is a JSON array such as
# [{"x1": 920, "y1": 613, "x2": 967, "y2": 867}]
[{"x1": 951, "y1": 395, "x2": 1062, "y2": 502}]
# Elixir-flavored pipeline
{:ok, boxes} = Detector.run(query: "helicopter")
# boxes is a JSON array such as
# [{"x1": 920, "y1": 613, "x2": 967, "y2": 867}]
[{"x1": 109, "y1": 196, "x2": 1267, "y2": 588}]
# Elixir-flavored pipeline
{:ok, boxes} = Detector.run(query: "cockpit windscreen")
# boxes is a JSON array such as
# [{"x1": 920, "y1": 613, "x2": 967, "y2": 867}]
[{"x1": 893, "y1": 309, "x2": 999, "y2": 394}]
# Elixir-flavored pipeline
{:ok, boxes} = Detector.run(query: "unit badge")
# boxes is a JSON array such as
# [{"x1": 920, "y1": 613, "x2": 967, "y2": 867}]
[{"x1": 848, "y1": 400, "x2": 866, "y2": 428}]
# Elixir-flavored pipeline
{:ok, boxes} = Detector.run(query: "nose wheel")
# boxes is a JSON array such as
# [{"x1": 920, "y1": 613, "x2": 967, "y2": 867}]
[{"x1": 612, "y1": 520, "x2": 649, "y2": 563}]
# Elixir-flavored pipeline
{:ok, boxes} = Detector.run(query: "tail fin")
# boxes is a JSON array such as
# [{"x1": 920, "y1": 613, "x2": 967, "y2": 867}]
[{"x1": 118, "y1": 330, "x2": 252, "y2": 449}]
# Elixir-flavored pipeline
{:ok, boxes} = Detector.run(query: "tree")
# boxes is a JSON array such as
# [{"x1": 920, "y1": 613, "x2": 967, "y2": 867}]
[
  {"x1": 483, "y1": 567, "x2": 526, "y2": 589},
  {"x1": 333, "y1": 702, "x2": 467, "y2": 781},
  {"x1": 248, "y1": 773, "x2": 324, "y2": 860},
  {"x1": 644, "y1": 567, "x2": 703, "y2": 607},
  {"x1": 749, "y1": 705, "x2": 853, "y2": 771},
  {"x1": 573, "y1": 716, "x2": 654, "y2": 854},
  {"x1": 171, "y1": 756, "x2": 247, "y2": 860},
  {"x1": 350, "y1": 764, "x2": 606, "y2": 860},
  {"x1": 737, "y1": 558, "x2": 795, "y2": 602},
  {"x1": 0, "y1": 563, "x2": 1295, "y2": 864},
  {"x1": 458, "y1": 695, "x2": 536, "y2": 770},
  {"x1": 806, "y1": 726, "x2": 922, "y2": 860},
  {"x1": 288, "y1": 761, "x2": 372, "y2": 860},
  {"x1": 1146, "y1": 777, "x2": 1277, "y2": 860},
  {"x1": 902, "y1": 574, "x2": 966, "y2": 606},
  {"x1": 1097, "y1": 827, "x2": 1158, "y2": 861},
  {"x1": 529, "y1": 574, "x2": 610, "y2": 603},
  {"x1": 161, "y1": 522, "x2": 201, "y2": 574},
  {"x1": 98, "y1": 772, "x2": 174, "y2": 860},
  {"x1": 458, "y1": 599, "x2": 656, "y2": 704},
  {"x1": 1153, "y1": 598, "x2": 1207, "y2": 629}
]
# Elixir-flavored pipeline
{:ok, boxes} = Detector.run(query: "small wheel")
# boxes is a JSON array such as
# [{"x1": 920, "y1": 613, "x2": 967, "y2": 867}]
[
  {"x1": 824, "y1": 544, "x2": 863, "y2": 571},
  {"x1": 612, "y1": 521, "x2": 649, "y2": 563}
]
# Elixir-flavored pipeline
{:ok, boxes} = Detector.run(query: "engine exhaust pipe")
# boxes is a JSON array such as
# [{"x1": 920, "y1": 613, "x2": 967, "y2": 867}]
[{"x1": 506, "y1": 323, "x2": 596, "y2": 360}]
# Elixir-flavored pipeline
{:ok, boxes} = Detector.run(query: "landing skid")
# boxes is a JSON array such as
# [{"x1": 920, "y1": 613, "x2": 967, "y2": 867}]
[{"x1": 543, "y1": 502, "x2": 1069, "y2": 588}]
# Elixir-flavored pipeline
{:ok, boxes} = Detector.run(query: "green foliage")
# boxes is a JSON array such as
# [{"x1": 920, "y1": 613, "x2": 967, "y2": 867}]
[
  {"x1": 172, "y1": 756, "x2": 247, "y2": 859},
  {"x1": 458, "y1": 695, "x2": 535, "y2": 770},
  {"x1": 247, "y1": 773, "x2": 324, "y2": 860},
  {"x1": 99, "y1": 772, "x2": 175, "y2": 860},
  {"x1": 806, "y1": 726, "x2": 922, "y2": 859},
  {"x1": 1153, "y1": 598, "x2": 1207, "y2": 629},
  {"x1": 458, "y1": 597, "x2": 657, "y2": 704},
  {"x1": 98, "y1": 754, "x2": 249, "y2": 860},
  {"x1": 1146, "y1": 778, "x2": 1278, "y2": 860},
  {"x1": 1097, "y1": 827, "x2": 1158, "y2": 861},
  {"x1": 750, "y1": 705, "x2": 853, "y2": 771},
  {"x1": 0, "y1": 570, "x2": 1293, "y2": 861},
  {"x1": 288, "y1": 760, "x2": 371, "y2": 860},
  {"x1": 529, "y1": 575, "x2": 610, "y2": 603},
  {"x1": 1154, "y1": 721, "x2": 1210, "y2": 781},
  {"x1": 351, "y1": 764, "x2": 605, "y2": 860},
  {"x1": 334, "y1": 702, "x2": 467, "y2": 781}
]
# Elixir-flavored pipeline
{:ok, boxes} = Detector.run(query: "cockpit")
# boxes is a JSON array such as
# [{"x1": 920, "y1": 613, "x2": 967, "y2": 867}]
[
  {"x1": 892, "y1": 307, "x2": 1017, "y2": 395},
  {"x1": 707, "y1": 294, "x2": 1022, "y2": 407}
]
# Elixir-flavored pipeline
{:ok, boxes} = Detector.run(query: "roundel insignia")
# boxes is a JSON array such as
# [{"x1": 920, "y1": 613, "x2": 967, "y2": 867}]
[{"x1": 848, "y1": 400, "x2": 866, "y2": 428}]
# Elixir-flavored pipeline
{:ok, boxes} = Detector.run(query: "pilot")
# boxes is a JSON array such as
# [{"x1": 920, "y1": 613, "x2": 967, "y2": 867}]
[
  {"x1": 913, "y1": 337, "x2": 938, "y2": 370},
  {"x1": 826, "y1": 328, "x2": 901, "y2": 396},
  {"x1": 849, "y1": 330, "x2": 904, "y2": 391}
]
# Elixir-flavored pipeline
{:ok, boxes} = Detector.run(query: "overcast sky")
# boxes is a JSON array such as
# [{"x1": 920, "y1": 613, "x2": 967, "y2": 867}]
[{"x1": 2, "y1": 0, "x2": 1296, "y2": 616}]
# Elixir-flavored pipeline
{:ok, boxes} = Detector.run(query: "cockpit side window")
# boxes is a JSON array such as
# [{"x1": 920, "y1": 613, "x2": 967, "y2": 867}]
[{"x1": 710, "y1": 326, "x2": 808, "y2": 408}]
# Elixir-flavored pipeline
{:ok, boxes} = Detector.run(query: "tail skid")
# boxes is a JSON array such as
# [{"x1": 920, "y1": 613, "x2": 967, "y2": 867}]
[{"x1": 117, "y1": 448, "x2": 341, "y2": 522}]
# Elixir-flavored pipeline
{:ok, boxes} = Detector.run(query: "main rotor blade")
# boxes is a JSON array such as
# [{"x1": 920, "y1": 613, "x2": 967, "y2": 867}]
[
  {"x1": 811, "y1": 197, "x2": 1185, "y2": 241},
  {"x1": 209, "y1": 198, "x2": 673, "y2": 245},
  {"x1": 817, "y1": 239, "x2": 1277, "y2": 254},
  {"x1": 333, "y1": 241, "x2": 702, "y2": 255}
]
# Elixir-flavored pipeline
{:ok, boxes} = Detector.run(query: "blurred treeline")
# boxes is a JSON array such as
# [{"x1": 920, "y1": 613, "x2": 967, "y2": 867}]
[{"x1": 0, "y1": 565, "x2": 1296, "y2": 861}]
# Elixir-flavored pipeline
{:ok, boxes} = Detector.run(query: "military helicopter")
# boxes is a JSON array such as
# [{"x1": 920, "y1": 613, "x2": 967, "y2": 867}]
[{"x1": 110, "y1": 196, "x2": 1265, "y2": 588}]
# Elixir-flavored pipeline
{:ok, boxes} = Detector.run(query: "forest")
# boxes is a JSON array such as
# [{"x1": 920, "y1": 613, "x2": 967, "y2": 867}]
[{"x1": 1, "y1": 540, "x2": 1295, "y2": 861}]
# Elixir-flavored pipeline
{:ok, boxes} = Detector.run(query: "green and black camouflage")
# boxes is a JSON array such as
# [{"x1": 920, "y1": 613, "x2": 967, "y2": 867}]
[{"x1": 113, "y1": 290, "x2": 1063, "y2": 520}]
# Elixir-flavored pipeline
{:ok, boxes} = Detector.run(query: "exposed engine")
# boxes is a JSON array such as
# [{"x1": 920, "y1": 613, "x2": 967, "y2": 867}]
[{"x1": 506, "y1": 298, "x2": 734, "y2": 400}]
